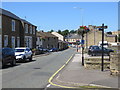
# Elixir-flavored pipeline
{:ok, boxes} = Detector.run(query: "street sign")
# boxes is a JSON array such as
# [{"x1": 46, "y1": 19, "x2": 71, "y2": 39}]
[
  {"x1": 96, "y1": 26, "x2": 108, "y2": 29},
  {"x1": 81, "y1": 40, "x2": 85, "y2": 44}
]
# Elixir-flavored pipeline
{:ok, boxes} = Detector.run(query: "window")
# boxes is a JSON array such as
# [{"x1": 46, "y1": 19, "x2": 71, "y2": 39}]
[
  {"x1": 17, "y1": 37, "x2": 20, "y2": 47},
  {"x1": 0, "y1": 35, "x2": 1, "y2": 48},
  {"x1": 12, "y1": 20, "x2": 15, "y2": 31},
  {"x1": 11, "y1": 36, "x2": 15, "y2": 48},
  {"x1": 4, "y1": 35, "x2": 8, "y2": 47},
  {"x1": 25, "y1": 24, "x2": 28, "y2": 33},
  {"x1": 33, "y1": 27, "x2": 35, "y2": 34},
  {"x1": 0, "y1": 15, "x2": 1, "y2": 29},
  {"x1": 25, "y1": 36, "x2": 32, "y2": 48},
  {"x1": 30, "y1": 25, "x2": 32, "y2": 34}
]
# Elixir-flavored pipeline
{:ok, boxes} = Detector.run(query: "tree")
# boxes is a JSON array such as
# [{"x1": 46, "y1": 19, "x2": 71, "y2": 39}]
[
  {"x1": 48, "y1": 30, "x2": 54, "y2": 33},
  {"x1": 70, "y1": 30, "x2": 76, "y2": 34},
  {"x1": 61, "y1": 29, "x2": 69, "y2": 36},
  {"x1": 57, "y1": 30, "x2": 62, "y2": 34}
]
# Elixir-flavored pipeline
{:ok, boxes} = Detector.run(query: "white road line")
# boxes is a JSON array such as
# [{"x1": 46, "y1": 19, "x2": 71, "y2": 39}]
[{"x1": 46, "y1": 84, "x2": 51, "y2": 87}]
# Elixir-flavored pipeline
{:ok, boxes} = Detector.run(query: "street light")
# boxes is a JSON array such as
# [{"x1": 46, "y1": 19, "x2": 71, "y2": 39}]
[
  {"x1": 73, "y1": 7, "x2": 84, "y2": 26},
  {"x1": 74, "y1": 7, "x2": 85, "y2": 65}
]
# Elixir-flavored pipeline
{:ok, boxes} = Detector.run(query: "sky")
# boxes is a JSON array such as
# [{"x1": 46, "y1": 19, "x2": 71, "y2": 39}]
[{"x1": 2, "y1": 2, "x2": 118, "y2": 32}]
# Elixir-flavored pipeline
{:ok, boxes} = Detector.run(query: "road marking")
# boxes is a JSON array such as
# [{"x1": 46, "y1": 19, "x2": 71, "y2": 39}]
[
  {"x1": 44, "y1": 84, "x2": 51, "y2": 90},
  {"x1": 48, "y1": 54, "x2": 77, "y2": 88},
  {"x1": 46, "y1": 84, "x2": 51, "y2": 87}
]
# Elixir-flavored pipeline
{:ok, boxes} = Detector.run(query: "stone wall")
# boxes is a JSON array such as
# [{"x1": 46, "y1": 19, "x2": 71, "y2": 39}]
[
  {"x1": 110, "y1": 45, "x2": 120, "y2": 76},
  {"x1": 84, "y1": 56, "x2": 110, "y2": 69}
]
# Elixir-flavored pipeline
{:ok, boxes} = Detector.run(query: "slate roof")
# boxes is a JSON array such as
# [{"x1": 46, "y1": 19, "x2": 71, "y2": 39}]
[
  {"x1": 0, "y1": 8, "x2": 20, "y2": 20},
  {"x1": 0, "y1": 8, "x2": 36, "y2": 26},
  {"x1": 65, "y1": 34, "x2": 82, "y2": 39},
  {"x1": 37, "y1": 31, "x2": 58, "y2": 38}
]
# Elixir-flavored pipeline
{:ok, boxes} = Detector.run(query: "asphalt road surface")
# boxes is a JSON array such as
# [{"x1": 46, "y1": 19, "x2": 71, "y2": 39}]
[{"x1": 2, "y1": 48, "x2": 76, "y2": 89}]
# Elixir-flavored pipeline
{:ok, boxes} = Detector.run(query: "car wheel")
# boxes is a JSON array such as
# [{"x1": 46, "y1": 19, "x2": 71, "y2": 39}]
[
  {"x1": 2, "y1": 61, "x2": 5, "y2": 68},
  {"x1": 23, "y1": 56, "x2": 26, "y2": 62},
  {"x1": 91, "y1": 53, "x2": 94, "y2": 56},
  {"x1": 11, "y1": 59, "x2": 16, "y2": 66},
  {"x1": 29, "y1": 55, "x2": 32, "y2": 61}
]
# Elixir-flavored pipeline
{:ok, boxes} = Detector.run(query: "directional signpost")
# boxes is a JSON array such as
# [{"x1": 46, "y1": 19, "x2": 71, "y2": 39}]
[{"x1": 96, "y1": 24, "x2": 108, "y2": 71}]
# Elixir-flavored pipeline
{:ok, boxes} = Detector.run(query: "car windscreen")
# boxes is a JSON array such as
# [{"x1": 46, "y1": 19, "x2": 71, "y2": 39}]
[
  {"x1": 92, "y1": 46, "x2": 100, "y2": 49},
  {"x1": 15, "y1": 49, "x2": 25, "y2": 52}
]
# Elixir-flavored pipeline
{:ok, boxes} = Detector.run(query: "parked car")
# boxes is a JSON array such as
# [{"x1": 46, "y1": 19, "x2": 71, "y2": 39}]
[
  {"x1": 2, "y1": 47, "x2": 16, "y2": 67},
  {"x1": 43, "y1": 48, "x2": 50, "y2": 52},
  {"x1": 37, "y1": 47, "x2": 44, "y2": 54},
  {"x1": 15, "y1": 47, "x2": 33, "y2": 62},
  {"x1": 98, "y1": 41, "x2": 109, "y2": 48},
  {"x1": 49, "y1": 48, "x2": 58, "y2": 52},
  {"x1": 88, "y1": 45, "x2": 114, "y2": 56},
  {"x1": 38, "y1": 47, "x2": 49, "y2": 53}
]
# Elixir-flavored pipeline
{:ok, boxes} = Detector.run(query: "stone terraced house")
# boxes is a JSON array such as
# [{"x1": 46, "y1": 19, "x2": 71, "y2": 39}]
[
  {"x1": 36, "y1": 31, "x2": 58, "y2": 49},
  {"x1": 0, "y1": 8, "x2": 37, "y2": 49}
]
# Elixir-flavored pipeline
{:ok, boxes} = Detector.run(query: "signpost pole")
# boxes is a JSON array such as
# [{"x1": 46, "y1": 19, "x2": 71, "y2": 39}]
[
  {"x1": 101, "y1": 23, "x2": 104, "y2": 71},
  {"x1": 82, "y1": 34, "x2": 84, "y2": 66}
]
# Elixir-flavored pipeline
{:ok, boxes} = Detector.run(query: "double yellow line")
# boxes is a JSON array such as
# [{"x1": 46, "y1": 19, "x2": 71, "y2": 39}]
[{"x1": 48, "y1": 54, "x2": 77, "y2": 88}]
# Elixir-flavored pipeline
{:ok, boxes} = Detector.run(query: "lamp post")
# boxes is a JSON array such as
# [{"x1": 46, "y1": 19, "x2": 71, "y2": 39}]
[
  {"x1": 74, "y1": 7, "x2": 84, "y2": 53},
  {"x1": 73, "y1": 7, "x2": 84, "y2": 26},
  {"x1": 78, "y1": 26, "x2": 87, "y2": 66},
  {"x1": 74, "y1": 7, "x2": 85, "y2": 66}
]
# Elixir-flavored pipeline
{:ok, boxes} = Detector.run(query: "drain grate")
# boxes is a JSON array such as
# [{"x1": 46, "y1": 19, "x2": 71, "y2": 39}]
[{"x1": 33, "y1": 67, "x2": 41, "y2": 69}]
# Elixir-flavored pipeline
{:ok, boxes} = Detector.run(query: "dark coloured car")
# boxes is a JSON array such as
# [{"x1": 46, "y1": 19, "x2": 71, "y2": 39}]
[
  {"x1": 2, "y1": 48, "x2": 16, "y2": 68},
  {"x1": 49, "y1": 48, "x2": 58, "y2": 52},
  {"x1": 38, "y1": 47, "x2": 49, "y2": 53},
  {"x1": 88, "y1": 45, "x2": 114, "y2": 56}
]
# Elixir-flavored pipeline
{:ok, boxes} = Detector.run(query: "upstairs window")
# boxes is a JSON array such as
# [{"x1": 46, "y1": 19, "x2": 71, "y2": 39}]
[
  {"x1": 25, "y1": 24, "x2": 28, "y2": 33},
  {"x1": 30, "y1": 25, "x2": 32, "y2": 34},
  {"x1": 33, "y1": 27, "x2": 35, "y2": 34},
  {"x1": 0, "y1": 15, "x2": 1, "y2": 29},
  {"x1": 4, "y1": 35, "x2": 8, "y2": 47},
  {"x1": 12, "y1": 20, "x2": 15, "y2": 31}
]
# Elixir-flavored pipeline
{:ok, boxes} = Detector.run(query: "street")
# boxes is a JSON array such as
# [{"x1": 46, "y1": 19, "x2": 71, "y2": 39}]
[{"x1": 2, "y1": 48, "x2": 76, "y2": 88}]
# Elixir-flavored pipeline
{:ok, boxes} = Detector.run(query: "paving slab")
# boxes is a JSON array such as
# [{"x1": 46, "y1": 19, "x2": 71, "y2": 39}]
[{"x1": 52, "y1": 54, "x2": 119, "y2": 89}]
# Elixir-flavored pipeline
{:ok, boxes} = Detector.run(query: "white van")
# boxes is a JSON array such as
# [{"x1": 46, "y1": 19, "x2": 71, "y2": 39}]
[{"x1": 98, "y1": 41, "x2": 108, "y2": 48}]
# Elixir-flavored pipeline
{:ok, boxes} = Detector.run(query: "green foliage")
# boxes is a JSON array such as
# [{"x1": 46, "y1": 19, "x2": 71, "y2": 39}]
[
  {"x1": 69, "y1": 30, "x2": 76, "y2": 34},
  {"x1": 57, "y1": 30, "x2": 62, "y2": 34},
  {"x1": 48, "y1": 30, "x2": 54, "y2": 33},
  {"x1": 61, "y1": 29, "x2": 69, "y2": 36},
  {"x1": 57, "y1": 29, "x2": 69, "y2": 36}
]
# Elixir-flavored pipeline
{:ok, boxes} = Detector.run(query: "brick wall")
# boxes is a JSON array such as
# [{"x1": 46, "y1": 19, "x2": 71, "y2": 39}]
[
  {"x1": 2, "y1": 15, "x2": 20, "y2": 48},
  {"x1": 84, "y1": 30, "x2": 117, "y2": 48}
]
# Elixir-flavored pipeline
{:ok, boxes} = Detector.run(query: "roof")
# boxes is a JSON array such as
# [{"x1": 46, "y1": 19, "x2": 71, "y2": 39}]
[
  {"x1": 37, "y1": 31, "x2": 58, "y2": 38},
  {"x1": 106, "y1": 34, "x2": 117, "y2": 37},
  {"x1": 0, "y1": 8, "x2": 36, "y2": 26},
  {"x1": 65, "y1": 34, "x2": 81, "y2": 39},
  {"x1": 0, "y1": 8, "x2": 20, "y2": 20}
]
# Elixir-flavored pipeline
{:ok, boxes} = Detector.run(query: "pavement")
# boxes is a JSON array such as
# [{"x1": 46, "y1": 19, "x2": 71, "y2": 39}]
[{"x1": 51, "y1": 53, "x2": 120, "y2": 89}]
